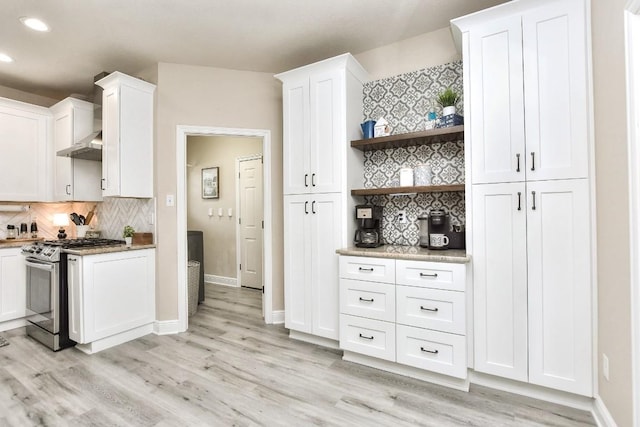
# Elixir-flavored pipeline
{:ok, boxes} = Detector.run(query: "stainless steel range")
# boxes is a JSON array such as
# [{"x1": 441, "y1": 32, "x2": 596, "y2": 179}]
[{"x1": 21, "y1": 238, "x2": 125, "y2": 351}]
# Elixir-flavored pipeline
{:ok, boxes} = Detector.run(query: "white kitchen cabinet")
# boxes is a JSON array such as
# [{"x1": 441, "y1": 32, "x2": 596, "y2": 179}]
[
  {"x1": 284, "y1": 193, "x2": 342, "y2": 339},
  {"x1": 96, "y1": 72, "x2": 155, "y2": 198},
  {"x1": 461, "y1": 0, "x2": 589, "y2": 185},
  {"x1": 0, "y1": 247, "x2": 26, "y2": 322},
  {"x1": 277, "y1": 54, "x2": 367, "y2": 196},
  {"x1": 0, "y1": 97, "x2": 51, "y2": 201},
  {"x1": 339, "y1": 255, "x2": 468, "y2": 381},
  {"x1": 51, "y1": 97, "x2": 102, "y2": 201},
  {"x1": 454, "y1": 0, "x2": 594, "y2": 397},
  {"x1": 278, "y1": 54, "x2": 367, "y2": 343},
  {"x1": 67, "y1": 248, "x2": 155, "y2": 353},
  {"x1": 472, "y1": 179, "x2": 592, "y2": 395}
]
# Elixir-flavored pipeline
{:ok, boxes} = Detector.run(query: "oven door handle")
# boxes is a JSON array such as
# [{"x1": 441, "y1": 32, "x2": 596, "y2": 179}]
[{"x1": 25, "y1": 260, "x2": 56, "y2": 272}]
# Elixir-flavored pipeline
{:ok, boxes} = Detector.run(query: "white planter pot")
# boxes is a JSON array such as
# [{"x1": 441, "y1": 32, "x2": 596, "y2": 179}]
[
  {"x1": 443, "y1": 106, "x2": 456, "y2": 116},
  {"x1": 125, "y1": 236, "x2": 132, "y2": 247}
]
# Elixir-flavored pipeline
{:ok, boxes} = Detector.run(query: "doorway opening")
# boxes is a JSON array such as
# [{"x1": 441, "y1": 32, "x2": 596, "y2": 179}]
[{"x1": 176, "y1": 126, "x2": 273, "y2": 332}]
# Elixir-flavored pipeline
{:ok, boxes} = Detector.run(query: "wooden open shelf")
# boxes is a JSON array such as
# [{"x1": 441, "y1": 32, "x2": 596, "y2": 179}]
[
  {"x1": 351, "y1": 125, "x2": 464, "y2": 151},
  {"x1": 351, "y1": 184, "x2": 465, "y2": 196}
]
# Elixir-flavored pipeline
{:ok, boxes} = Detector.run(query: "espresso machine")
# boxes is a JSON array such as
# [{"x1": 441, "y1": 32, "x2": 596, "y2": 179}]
[
  {"x1": 354, "y1": 205, "x2": 383, "y2": 248},
  {"x1": 418, "y1": 209, "x2": 450, "y2": 249}
]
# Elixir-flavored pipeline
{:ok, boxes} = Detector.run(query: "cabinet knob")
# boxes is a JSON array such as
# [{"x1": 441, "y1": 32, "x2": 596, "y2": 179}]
[
  {"x1": 358, "y1": 267, "x2": 374, "y2": 272},
  {"x1": 516, "y1": 153, "x2": 521, "y2": 173},
  {"x1": 530, "y1": 152, "x2": 536, "y2": 171},
  {"x1": 359, "y1": 333, "x2": 374, "y2": 340},
  {"x1": 359, "y1": 297, "x2": 374, "y2": 303},
  {"x1": 420, "y1": 347, "x2": 439, "y2": 354},
  {"x1": 420, "y1": 306, "x2": 438, "y2": 312},
  {"x1": 419, "y1": 272, "x2": 438, "y2": 278},
  {"x1": 531, "y1": 191, "x2": 537, "y2": 210},
  {"x1": 304, "y1": 174, "x2": 309, "y2": 187}
]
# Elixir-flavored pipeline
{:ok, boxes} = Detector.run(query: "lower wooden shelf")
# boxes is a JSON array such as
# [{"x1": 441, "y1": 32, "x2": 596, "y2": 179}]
[{"x1": 351, "y1": 184, "x2": 465, "y2": 196}]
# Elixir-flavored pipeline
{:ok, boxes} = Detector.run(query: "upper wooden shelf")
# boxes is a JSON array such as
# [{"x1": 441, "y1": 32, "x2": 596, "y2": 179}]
[
  {"x1": 351, "y1": 125, "x2": 464, "y2": 151},
  {"x1": 351, "y1": 184, "x2": 465, "y2": 196}
]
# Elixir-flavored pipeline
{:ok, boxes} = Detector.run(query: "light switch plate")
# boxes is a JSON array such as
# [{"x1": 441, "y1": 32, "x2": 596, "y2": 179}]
[{"x1": 166, "y1": 195, "x2": 175, "y2": 207}]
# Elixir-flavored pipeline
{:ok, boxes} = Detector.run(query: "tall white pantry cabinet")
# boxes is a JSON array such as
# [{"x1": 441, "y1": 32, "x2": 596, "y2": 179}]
[
  {"x1": 276, "y1": 54, "x2": 368, "y2": 342},
  {"x1": 452, "y1": 0, "x2": 594, "y2": 397}
]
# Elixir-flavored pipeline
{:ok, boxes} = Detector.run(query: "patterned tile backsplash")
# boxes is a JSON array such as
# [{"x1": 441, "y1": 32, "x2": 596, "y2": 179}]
[
  {"x1": 0, "y1": 198, "x2": 154, "y2": 241},
  {"x1": 361, "y1": 61, "x2": 465, "y2": 246}
]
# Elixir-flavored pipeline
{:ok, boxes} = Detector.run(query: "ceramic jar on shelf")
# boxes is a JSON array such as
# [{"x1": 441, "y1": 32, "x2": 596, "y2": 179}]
[{"x1": 414, "y1": 164, "x2": 432, "y2": 186}]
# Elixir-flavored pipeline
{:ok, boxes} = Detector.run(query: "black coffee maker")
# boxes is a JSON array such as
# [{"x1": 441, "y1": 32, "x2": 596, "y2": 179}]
[
  {"x1": 354, "y1": 205, "x2": 383, "y2": 248},
  {"x1": 418, "y1": 208, "x2": 450, "y2": 250}
]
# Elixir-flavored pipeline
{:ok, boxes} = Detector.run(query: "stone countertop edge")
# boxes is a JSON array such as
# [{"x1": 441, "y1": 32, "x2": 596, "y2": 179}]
[
  {"x1": 63, "y1": 244, "x2": 156, "y2": 256},
  {"x1": 336, "y1": 245, "x2": 470, "y2": 264},
  {"x1": 0, "y1": 238, "x2": 45, "y2": 248}
]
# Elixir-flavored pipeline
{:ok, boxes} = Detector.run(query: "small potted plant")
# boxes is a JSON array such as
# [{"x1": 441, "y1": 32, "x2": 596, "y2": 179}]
[
  {"x1": 437, "y1": 87, "x2": 460, "y2": 117},
  {"x1": 123, "y1": 225, "x2": 135, "y2": 247}
]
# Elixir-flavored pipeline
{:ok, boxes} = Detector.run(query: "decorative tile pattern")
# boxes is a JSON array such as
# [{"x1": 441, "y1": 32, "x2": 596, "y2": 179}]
[
  {"x1": 0, "y1": 198, "x2": 154, "y2": 241},
  {"x1": 363, "y1": 61, "x2": 464, "y2": 134},
  {"x1": 361, "y1": 62, "x2": 465, "y2": 246}
]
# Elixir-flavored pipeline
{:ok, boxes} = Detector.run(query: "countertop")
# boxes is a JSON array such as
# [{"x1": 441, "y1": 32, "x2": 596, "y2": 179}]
[
  {"x1": 336, "y1": 245, "x2": 470, "y2": 264},
  {"x1": 63, "y1": 244, "x2": 156, "y2": 256},
  {"x1": 0, "y1": 238, "x2": 44, "y2": 248}
]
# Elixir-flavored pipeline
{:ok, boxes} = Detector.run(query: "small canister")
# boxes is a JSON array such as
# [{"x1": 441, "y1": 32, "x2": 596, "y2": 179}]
[
  {"x1": 399, "y1": 167, "x2": 414, "y2": 187},
  {"x1": 414, "y1": 164, "x2": 432, "y2": 186},
  {"x1": 6, "y1": 225, "x2": 16, "y2": 239}
]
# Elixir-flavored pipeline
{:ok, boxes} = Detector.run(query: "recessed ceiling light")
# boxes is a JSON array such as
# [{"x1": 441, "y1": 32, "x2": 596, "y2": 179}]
[
  {"x1": 19, "y1": 17, "x2": 50, "y2": 32},
  {"x1": 0, "y1": 53, "x2": 14, "y2": 63}
]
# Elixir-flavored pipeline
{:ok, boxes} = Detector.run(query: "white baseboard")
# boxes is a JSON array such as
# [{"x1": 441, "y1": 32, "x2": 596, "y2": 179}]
[
  {"x1": 205, "y1": 274, "x2": 238, "y2": 287},
  {"x1": 0, "y1": 318, "x2": 28, "y2": 332},
  {"x1": 592, "y1": 395, "x2": 618, "y2": 427},
  {"x1": 343, "y1": 351, "x2": 470, "y2": 392},
  {"x1": 270, "y1": 310, "x2": 284, "y2": 324},
  {"x1": 154, "y1": 319, "x2": 182, "y2": 335},
  {"x1": 74, "y1": 323, "x2": 154, "y2": 354},
  {"x1": 469, "y1": 371, "x2": 594, "y2": 412},
  {"x1": 289, "y1": 330, "x2": 339, "y2": 349}
]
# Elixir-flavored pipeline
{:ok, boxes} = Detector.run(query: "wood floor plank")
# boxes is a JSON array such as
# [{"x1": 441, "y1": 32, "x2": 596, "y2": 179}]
[{"x1": 0, "y1": 283, "x2": 595, "y2": 426}]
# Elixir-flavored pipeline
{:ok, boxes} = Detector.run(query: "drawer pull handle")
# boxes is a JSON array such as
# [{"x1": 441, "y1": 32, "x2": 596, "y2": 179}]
[
  {"x1": 419, "y1": 272, "x2": 438, "y2": 278},
  {"x1": 358, "y1": 267, "x2": 374, "y2": 272},
  {"x1": 359, "y1": 297, "x2": 374, "y2": 303},
  {"x1": 420, "y1": 306, "x2": 439, "y2": 312},
  {"x1": 421, "y1": 347, "x2": 439, "y2": 354},
  {"x1": 359, "y1": 333, "x2": 374, "y2": 340}
]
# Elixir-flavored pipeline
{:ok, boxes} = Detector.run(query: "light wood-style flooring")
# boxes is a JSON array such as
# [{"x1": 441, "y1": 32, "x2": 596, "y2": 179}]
[{"x1": 0, "y1": 283, "x2": 595, "y2": 426}]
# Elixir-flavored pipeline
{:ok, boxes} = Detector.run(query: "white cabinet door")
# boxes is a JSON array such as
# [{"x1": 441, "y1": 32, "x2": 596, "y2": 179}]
[
  {"x1": 0, "y1": 99, "x2": 50, "y2": 201},
  {"x1": 0, "y1": 248, "x2": 26, "y2": 322},
  {"x1": 282, "y1": 78, "x2": 310, "y2": 195},
  {"x1": 97, "y1": 72, "x2": 155, "y2": 198},
  {"x1": 526, "y1": 179, "x2": 592, "y2": 396},
  {"x1": 310, "y1": 193, "x2": 341, "y2": 339},
  {"x1": 469, "y1": 15, "x2": 525, "y2": 185},
  {"x1": 309, "y1": 70, "x2": 343, "y2": 194},
  {"x1": 522, "y1": 0, "x2": 589, "y2": 181},
  {"x1": 51, "y1": 97, "x2": 101, "y2": 202},
  {"x1": 472, "y1": 183, "x2": 528, "y2": 382},
  {"x1": 71, "y1": 249, "x2": 156, "y2": 344},
  {"x1": 283, "y1": 195, "x2": 312, "y2": 333}
]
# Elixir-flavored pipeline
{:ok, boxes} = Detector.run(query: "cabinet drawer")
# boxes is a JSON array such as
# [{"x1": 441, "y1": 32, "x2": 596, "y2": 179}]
[
  {"x1": 340, "y1": 314, "x2": 395, "y2": 361},
  {"x1": 396, "y1": 286, "x2": 465, "y2": 335},
  {"x1": 396, "y1": 325, "x2": 467, "y2": 379},
  {"x1": 396, "y1": 260, "x2": 466, "y2": 291},
  {"x1": 340, "y1": 279, "x2": 395, "y2": 322},
  {"x1": 339, "y1": 256, "x2": 395, "y2": 283}
]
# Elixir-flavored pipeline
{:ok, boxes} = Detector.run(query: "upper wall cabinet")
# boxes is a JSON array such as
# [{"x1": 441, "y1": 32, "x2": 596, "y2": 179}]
[
  {"x1": 51, "y1": 97, "x2": 102, "y2": 202},
  {"x1": 96, "y1": 72, "x2": 155, "y2": 198},
  {"x1": 455, "y1": 0, "x2": 589, "y2": 184},
  {"x1": 276, "y1": 54, "x2": 368, "y2": 195},
  {"x1": 0, "y1": 97, "x2": 51, "y2": 202}
]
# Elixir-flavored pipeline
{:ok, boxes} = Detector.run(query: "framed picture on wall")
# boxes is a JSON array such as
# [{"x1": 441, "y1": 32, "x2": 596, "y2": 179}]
[{"x1": 202, "y1": 167, "x2": 219, "y2": 199}]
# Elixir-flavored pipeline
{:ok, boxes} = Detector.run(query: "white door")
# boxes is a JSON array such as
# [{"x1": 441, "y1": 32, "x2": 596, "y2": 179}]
[
  {"x1": 526, "y1": 178, "x2": 592, "y2": 396},
  {"x1": 282, "y1": 78, "x2": 311, "y2": 195},
  {"x1": 53, "y1": 109, "x2": 74, "y2": 201},
  {"x1": 101, "y1": 85, "x2": 120, "y2": 197},
  {"x1": 283, "y1": 195, "x2": 312, "y2": 333},
  {"x1": 310, "y1": 193, "x2": 342, "y2": 339},
  {"x1": 309, "y1": 70, "x2": 343, "y2": 193},
  {"x1": 522, "y1": 0, "x2": 589, "y2": 181},
  {"x1": 472, "y1": 183, "x2": 529, "y2": 381},
  {"x1": 238, "y1": 157, "x2": 263, "y2": 290},
  {"x1": 469, "y1": 15, "x2": 525, "y2": 185}
]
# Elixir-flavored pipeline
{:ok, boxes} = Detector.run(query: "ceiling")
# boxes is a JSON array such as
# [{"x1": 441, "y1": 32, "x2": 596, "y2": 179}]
[{"x1": 1, "y1": 0, "x2": 507, "y2": 100}]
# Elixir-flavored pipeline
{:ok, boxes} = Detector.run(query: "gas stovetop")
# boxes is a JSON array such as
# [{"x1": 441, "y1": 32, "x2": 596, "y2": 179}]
[{"x1": 22, "y1": 238, "x2": 126, "y2": 262}]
